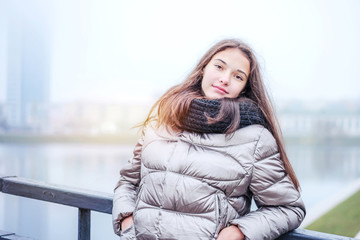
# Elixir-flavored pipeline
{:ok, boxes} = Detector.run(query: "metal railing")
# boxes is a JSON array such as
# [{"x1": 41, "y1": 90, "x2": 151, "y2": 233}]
[{"x1": 0, "y1": 176, "x2": 356, "y2": 240}]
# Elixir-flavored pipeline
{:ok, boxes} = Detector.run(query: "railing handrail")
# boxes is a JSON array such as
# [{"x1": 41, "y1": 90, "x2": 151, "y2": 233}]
[
  {"x1": 0, "y1": 176, "x2": 357, "y2": 240},
  {"x1": 0, "y1": 176, "x2": 112, "y2": 240},
  {"x1": 0, "y1": 176, "x2": 112, "y2": 213}
]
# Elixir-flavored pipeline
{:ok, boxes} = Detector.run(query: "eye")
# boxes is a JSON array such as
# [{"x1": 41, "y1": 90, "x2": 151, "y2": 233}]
[
  {"x1": 235, "y1": 75, "x2": 243, "y2": 81},
  {"x1": 214, "y1": 64, "x2": 223, "y2": 70}
]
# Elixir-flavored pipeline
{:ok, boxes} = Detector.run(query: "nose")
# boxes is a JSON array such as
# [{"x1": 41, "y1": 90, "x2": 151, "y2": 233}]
[{"x1": 219, "y1": 73, "x2": 231, "y2": 85}]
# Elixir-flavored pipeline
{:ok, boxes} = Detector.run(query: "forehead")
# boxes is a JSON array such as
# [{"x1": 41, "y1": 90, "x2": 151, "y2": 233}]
[
  {"x1": 212, "y1": 48, "x2": 248, "y2": 62},
  {"x1": 210, "y1": 48, "x2": 250, "y2": 74}
]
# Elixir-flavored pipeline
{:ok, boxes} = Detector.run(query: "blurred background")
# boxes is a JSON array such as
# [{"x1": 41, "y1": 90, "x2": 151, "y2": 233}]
[{"x1": 0, "y1": 0, "x2": 359, "y2": 239}]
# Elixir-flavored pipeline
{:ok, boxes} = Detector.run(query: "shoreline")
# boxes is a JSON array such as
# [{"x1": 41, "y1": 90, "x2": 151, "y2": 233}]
[
  {"x1": 1, "y1": 133, "x2": 360, "y2": 145},
  {"x1": 0, "y1": 133, "x2": 139, "y2": 144},
  {"x1": 300, "y1": 178, "x2": 360, "y2": 228}
]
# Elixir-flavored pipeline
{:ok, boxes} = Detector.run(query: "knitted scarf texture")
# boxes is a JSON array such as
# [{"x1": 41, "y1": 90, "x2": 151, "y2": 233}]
[{"x1": 181, "y1": 98, "x2": 266, "y2": 134}]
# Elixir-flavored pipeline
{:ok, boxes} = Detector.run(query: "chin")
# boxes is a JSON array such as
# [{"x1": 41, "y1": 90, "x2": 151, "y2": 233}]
[{"x1": 208, "y1": 96, "x2": 224, "y2": 100}]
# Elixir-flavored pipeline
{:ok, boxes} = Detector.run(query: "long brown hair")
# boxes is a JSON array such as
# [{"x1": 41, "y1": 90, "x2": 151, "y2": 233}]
[{"x1": 142, "y1": 38, "x2": 300, "y2": 190}]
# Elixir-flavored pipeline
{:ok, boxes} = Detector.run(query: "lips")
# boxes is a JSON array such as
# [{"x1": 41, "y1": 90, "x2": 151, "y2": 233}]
[{"x1": 212, "y1": 85, "x2": 228, "y2": 94}]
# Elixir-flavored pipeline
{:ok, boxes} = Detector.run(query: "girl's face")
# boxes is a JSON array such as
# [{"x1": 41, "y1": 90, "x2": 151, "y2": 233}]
[{"x1": 201, "y1": 48, "x2": 250, "y2": 99}]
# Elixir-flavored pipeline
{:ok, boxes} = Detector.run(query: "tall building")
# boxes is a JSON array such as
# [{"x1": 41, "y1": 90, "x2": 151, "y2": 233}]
[{"x1": 6, "y1": 1, "x2": 51, "y2": 131}]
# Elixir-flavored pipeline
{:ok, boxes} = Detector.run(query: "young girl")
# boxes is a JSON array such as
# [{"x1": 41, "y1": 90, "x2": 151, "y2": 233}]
[{"x1": 112, "y1": 39, "x2": 305, "y2": 240}]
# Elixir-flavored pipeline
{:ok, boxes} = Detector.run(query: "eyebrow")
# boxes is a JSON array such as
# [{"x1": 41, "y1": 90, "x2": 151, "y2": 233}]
[{"x1": 214, "y1": 59, "x2": 248, "y2": 78}]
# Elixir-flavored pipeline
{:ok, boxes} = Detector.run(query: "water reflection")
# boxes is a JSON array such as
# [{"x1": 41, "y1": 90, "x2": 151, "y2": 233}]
[
  {"x1": 0, "y1": 142, "x2": 359, "y2": 240},
  {"x1": 287, "y1": 143, "x2": 360, "y2": 210},
  {"x1": 0, "y1": 143, "x2": 133, "y2": 240}
]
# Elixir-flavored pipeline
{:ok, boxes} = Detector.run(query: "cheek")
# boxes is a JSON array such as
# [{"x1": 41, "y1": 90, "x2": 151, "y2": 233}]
[
  {"x1": 202, "y1": 67, "x2": 217, "y2": 80},
  {"x1": 200, "y1": 77, "x2": 207, "y2": 94},
  {"x1": 231, "y1": 83, "x2": 246, "y2": 96},
  {"x1": 201, "y1": 72, "x2": 214, "y2": 87}
]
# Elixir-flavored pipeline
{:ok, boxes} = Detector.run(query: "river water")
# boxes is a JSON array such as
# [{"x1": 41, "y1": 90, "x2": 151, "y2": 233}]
[{"x1": 0, "y1": 141, "x2": 359, "y2": 239}]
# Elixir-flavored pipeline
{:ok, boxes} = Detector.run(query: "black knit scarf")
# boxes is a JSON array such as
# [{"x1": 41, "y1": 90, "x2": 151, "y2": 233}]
[{"x1": 181, "y1": 98, "x2": 267, "y2": 134}]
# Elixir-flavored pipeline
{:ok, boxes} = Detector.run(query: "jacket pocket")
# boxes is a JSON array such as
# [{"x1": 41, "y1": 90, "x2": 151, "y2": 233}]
[{"x1": 120, "y1": 224, "x2": 136, "y2": 240}]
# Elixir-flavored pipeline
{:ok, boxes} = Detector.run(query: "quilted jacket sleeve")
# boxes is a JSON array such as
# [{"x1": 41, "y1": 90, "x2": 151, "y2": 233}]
[
  {"x1": 230, "y1": 127, "x2": 306, "y2": 240},
  {"x1": 112, "y1": 132, "x2": 144, "y2": 235}
]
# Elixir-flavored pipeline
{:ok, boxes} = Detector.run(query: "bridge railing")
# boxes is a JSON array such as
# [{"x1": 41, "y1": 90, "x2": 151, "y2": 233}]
[{"x1": 0, "y1": 176, "x2": 356, "y2": 240}]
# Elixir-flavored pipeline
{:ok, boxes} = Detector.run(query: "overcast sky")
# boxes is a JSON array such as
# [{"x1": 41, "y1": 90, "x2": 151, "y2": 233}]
[{"x1": 0, "y1": 0, "x2": 360, "y2": 104}]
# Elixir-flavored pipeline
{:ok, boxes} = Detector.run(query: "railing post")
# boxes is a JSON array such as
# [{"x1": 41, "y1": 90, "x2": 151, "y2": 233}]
[{"x1": 78, "y1": 208, "x2": 90, "y2": 240}]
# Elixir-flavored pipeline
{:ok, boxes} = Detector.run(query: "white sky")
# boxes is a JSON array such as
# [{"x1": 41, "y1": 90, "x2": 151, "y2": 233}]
[{"x1": 0, "y1": 0, "x2": 360, "y2": 104}]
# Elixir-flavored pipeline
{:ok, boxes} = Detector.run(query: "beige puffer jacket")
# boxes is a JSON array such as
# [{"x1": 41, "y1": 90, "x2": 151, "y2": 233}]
[{"x1": 112, "y1": 125, "x2": 305, "y2": 240}]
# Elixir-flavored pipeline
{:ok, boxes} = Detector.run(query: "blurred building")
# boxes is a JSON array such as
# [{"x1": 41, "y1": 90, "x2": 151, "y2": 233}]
[
  {"x1": 40, "y1": 100, "x2": 360, "y2": 138},
  {"x1": 1, "y1": 98, "x2": 360, "y2": 139},
  {"x1": 5, "y1": 1, "x2": 51, "y2": 132},
  {"x1": 46, "y1": 101, "x2": 152, "y2": 136},
  {"x1": 0, "y1": 103, "x2": 7, "y2": 131},
  {"x1": 280, "y1": 113, "x2": 360, "y2": 138},
  {"x1": 279, "y1": 100, "x2": 360, "y2": 139}
]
